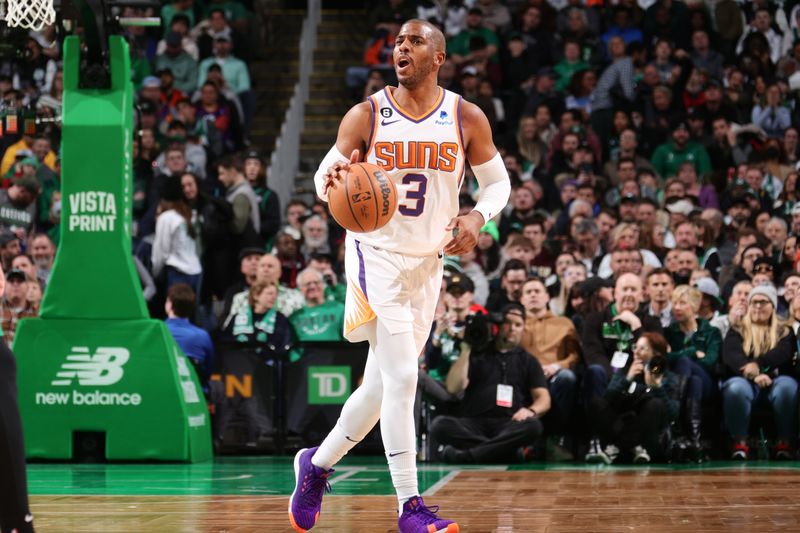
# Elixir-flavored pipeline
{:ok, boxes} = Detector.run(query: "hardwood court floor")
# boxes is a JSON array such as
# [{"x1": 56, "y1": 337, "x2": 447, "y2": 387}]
[{"x1": 27, "y1": 458, "x2": 800, "y2": 532}]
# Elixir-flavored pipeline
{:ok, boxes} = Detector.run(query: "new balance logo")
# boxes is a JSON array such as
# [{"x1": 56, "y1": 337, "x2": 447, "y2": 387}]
[{"x1": 52, "y1": 347, "x2": 130, "y2": 386}]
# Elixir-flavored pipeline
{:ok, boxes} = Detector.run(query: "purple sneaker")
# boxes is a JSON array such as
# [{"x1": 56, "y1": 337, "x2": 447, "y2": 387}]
[
  {"x1": 398, "y1": 496, "x2": 459, "y2": 533},
  {"x1": 288, "y1": 447, "x2": 333, "y2": 532}
]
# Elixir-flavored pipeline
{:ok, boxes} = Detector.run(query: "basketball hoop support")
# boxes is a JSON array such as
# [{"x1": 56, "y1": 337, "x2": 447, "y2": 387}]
[{"x1": 12, "y1": 1, "x2": 212, "y2": 463}]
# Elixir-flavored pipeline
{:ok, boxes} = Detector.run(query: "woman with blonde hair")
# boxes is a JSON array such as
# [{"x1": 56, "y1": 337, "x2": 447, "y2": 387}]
[
  {"x1": 721, "y1": 285, "x2": 798, "y2": 460},
  {"x1": 550, "y1": 261, "x2": 586, "y2": 316},
  {"x1": 665, "y1": 285, "x2": 722, "y2": 461}
]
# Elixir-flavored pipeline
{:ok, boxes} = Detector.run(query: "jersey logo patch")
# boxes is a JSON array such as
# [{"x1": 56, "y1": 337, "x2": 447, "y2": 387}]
[{"x1": 435, "y1": 110, "x2": 453, "y2": 126}]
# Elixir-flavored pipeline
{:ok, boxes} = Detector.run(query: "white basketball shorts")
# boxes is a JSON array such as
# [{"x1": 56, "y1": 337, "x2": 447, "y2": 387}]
[{"x1": 343, "y1": 235, "x2": 443, "y2": 349}]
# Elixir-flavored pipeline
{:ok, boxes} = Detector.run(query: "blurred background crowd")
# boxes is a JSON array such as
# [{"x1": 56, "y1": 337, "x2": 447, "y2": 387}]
[{"x1": 4, "y1": 0, "x2": 800, "y2": 463}]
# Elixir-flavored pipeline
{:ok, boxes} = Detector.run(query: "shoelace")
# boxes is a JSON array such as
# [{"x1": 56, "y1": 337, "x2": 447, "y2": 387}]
[
  {"x1": 301, "y1": 471, "x2": 332, "y2": 504},
  {"x1": 410, "y1": 501, "x2": 442, "y2": 522}
]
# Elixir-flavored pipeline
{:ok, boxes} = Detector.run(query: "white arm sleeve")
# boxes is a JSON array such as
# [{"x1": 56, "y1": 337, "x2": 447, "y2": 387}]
[
  {"x1": 471, "y1": 152, "x2": 511, "y2": 223},
  {"x1": 313, "y1": 145, "x2": 349, "y2": 202}
]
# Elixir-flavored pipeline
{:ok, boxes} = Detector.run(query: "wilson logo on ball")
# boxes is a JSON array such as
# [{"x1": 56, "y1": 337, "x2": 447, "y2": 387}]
[{"x1": 375, "y1": 170, "x2": 393, "y2": 216}]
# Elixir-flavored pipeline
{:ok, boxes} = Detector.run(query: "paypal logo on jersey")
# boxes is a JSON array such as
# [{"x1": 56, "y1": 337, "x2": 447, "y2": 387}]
[{"x1": 435, "y1": 110, "x2": 454, "y2": 126}]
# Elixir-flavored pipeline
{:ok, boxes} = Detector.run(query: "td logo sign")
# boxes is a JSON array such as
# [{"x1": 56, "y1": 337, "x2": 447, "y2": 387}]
[{"x1": 308, "y1": 366, "x2": 351, "y2": 405}]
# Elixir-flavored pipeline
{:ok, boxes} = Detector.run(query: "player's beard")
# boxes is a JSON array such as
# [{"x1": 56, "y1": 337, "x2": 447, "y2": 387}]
[{"x1": 399, "y1": 60, "x2": 434, "y2": 89}]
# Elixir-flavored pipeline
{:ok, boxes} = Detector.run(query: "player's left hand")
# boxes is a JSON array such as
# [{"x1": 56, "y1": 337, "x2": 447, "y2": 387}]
[{"x1": 444, "y1": 211, "x2": 484, "y2": 256}]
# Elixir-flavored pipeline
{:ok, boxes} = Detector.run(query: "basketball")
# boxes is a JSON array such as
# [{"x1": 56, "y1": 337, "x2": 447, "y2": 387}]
[{"x1": 328, "y1": 162, "x2": 398, "y2": 233}]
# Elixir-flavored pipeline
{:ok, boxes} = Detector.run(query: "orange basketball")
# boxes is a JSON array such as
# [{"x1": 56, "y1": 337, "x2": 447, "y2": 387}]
[{"x1": 328, "y1": 162, "x2": 398, "y2": 233}]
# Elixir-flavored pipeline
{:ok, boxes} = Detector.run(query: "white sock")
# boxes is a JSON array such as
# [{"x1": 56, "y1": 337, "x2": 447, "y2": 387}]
[
  {"x1": 388, "y1": 450, "x2": 418, "y2": 514},
  {"x1": 312, "y1": 422, "x2": 362, "y2": 471}
]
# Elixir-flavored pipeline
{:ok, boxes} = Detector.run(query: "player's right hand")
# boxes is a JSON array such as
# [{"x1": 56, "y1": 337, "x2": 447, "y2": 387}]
[{"x1": 323, "y1": 149, "x2": 360, "y2": 195}]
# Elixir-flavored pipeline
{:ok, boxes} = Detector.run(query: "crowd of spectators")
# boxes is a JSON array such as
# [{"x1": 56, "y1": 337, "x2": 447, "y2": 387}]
[
  {"x1": 346, "y1": 0, "x2": 800, "y2": 464},
  {"x1": 7, "y1": 0, "x2": 800, "y2": 463},
  {"x1": 0, "y1": 0, "x2": 266, "y2": 333}
]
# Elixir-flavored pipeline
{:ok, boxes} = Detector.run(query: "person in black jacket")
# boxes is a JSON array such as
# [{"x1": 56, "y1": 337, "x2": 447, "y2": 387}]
[
  {"x1": 0, "y1": 264, "x2": 34, "y2": 533},
  {"x1": 585, "y1": 332, "x2": 680, "y2": 464},
  {"x1": 180, "y1": 171, "x2": 233, "y2": 304},
  {"x1": 243, "y1": 150, "x2": 281, "y2": 248},
  {"x1": 581, "y1": 272, "x2": 663, "y2": 403},
  {"x1": 721, "y1": 284, "x2": 798, "y2": 460}
]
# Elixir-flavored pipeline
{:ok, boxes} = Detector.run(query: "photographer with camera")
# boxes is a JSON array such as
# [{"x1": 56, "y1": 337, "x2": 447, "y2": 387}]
[
  {"x1": 429, "y1": 303, "x2": 551, "y2": 463},
  {"x1": 417, "y1": 274, "x2": 486, "y2": 433},
  {"x1": 307, "y1": 252, "x2": 346, "y2": 304},
  {"x1": 585, "y1": 332, "x2": 680, "y2": 464},
  {"x1": 427, "y1": 274, "x2": 486, "y2": 384}
]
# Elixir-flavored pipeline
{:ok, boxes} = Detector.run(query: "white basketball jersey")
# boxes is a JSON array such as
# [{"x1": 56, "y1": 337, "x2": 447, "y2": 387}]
[{"x1": 356, "y1": 86, "x2": 466, "y2": 256}]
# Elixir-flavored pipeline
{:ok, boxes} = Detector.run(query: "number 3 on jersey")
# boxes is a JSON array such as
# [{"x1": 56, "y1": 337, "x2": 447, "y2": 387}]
[{"x1": 398, "y1": 173, "x2": 427, "y2": 217}]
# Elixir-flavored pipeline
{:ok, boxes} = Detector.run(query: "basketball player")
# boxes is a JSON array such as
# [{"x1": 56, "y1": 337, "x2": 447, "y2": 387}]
[
  {"x1": 288, "y1": 19, "x2": 510, "y2": 533},
  {"x1": 0, "y1": 264, "x2": 35, "y2": 533}
]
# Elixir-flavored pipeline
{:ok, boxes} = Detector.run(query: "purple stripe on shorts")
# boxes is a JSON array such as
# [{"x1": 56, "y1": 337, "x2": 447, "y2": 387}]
[{"x1": 355, "y1": 240, "x2": 368, "y2": 299}]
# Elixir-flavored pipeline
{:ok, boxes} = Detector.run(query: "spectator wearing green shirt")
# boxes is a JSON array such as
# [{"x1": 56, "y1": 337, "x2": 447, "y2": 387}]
[
  {"x1": 425, "y1": 275, "x2": 487, "y2": 385},
  {"x1": 415, "y1": 275, "x2": 482, "y2": 435},
  {"x1": 554, "y1": 39, "x2": 589, "y2": 93},
  {"x1": 289, "y1": 268, "x2": 345, "y2": 362},
  {"x1": 650, "y1": 118, "x2": 711, "y2": 180},
  {"x1": 664, "y1": 285, "x2": 721, "y2": 460},
  {"x1": 307, "y1": 253, "x2": 346, "y2": 304},
  {"x1": 203, "y1": 0, "x2": 249, "y2": 33},
  {"x1": 447, "y1": 8, "x2": 500, "y2": 66},
  {"x1": 160, "y1": 0, "x2": 195, "y2": 31}
]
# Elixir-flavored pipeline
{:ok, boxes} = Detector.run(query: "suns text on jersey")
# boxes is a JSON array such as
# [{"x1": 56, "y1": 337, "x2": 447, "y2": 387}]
[{"x1": 373, "y1": 141, "x2": 459, "y2": 171}]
